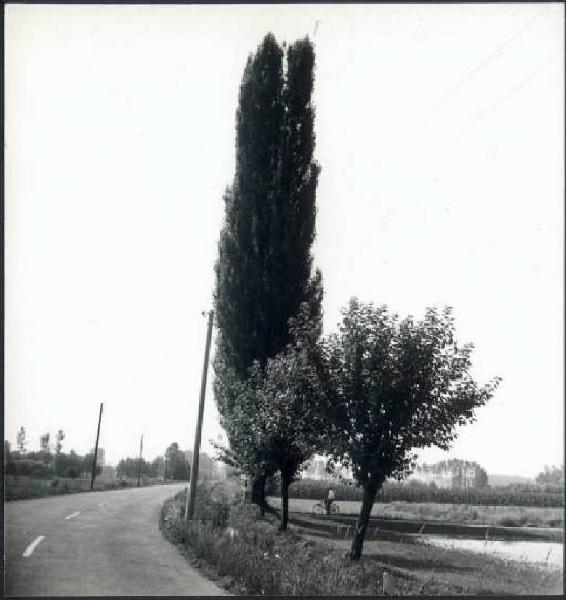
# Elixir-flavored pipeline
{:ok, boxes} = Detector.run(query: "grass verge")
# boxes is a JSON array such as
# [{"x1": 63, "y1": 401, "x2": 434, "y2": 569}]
[
  {"x1": 160, "y1": 485, "x2": 563, "y2": 595},
  {"x1": 4, "y1": 478, "x2": 166, "y2": 501}
]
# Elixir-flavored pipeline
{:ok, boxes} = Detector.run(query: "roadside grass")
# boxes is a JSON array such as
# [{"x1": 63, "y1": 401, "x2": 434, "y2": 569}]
[
  {"x1": 160, "y1": 486, "x2": 563, "y2": 596},
  {"x1": 4, "y1": 477, "x2": 170, "y2": 501},
  {"x1": 267, "y1": 496, "x2": 564, "y2": 529},
  {"x1": 321, "y1": 534, "x2": 563, "y2": 595}
]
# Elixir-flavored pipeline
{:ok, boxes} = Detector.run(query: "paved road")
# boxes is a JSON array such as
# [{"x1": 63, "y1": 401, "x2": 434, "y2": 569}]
[{"x1": 4, "y1": 484, "x2": 227, "y2": 596}]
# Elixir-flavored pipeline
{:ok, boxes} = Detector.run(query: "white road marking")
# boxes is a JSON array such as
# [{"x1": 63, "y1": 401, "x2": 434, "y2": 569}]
[
  {"x1": 65, "y1": 511, "x2": 81, "y2": 520},
  {"x1": 22, "y1": 536, "x2": 45, "y2": 558}
]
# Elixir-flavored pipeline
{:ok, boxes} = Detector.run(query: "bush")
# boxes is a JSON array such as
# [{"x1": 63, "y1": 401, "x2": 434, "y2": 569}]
[
  {"x1": 66, "y1": 467, "x2": 80, "y2": 478},
  {"x1": 6, "y1": 459, "x2": 55, "y2": 479}
]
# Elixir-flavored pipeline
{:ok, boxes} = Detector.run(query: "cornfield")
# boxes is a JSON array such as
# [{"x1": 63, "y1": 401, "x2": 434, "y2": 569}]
[{"x1": 287, "y1": 479, "x2": 563, "y2": 508}]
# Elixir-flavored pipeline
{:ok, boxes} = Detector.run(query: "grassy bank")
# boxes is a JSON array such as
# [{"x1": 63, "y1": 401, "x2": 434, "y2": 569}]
[
  {"x1": 160, "y1": 486, "x2": 562, "y2": 595},
  {"x1": 267, "y1": 496, "x2": 564, "y2": 529}
]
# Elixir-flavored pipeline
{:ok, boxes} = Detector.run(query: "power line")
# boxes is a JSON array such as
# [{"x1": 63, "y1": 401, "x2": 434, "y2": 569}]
[{"x1": 423, "y1": 7, "x2": 548, "y2": 123}]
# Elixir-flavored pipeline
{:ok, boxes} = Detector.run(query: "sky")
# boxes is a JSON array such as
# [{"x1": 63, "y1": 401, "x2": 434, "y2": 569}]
[{"x1": 5, "y1": 3, "x2": 564, "y2": 478}]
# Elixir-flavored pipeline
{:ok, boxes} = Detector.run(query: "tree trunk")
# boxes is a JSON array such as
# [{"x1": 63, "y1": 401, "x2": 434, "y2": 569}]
[
  {"x1": 251, "y1": 474, "x2": 266, "y2": 516},
  {"x1": 350, "y1": 479, "x2": 380, "y2": 560},
  {"x1": 279, "y1": 474, "x2": 291, "y2": 531}
]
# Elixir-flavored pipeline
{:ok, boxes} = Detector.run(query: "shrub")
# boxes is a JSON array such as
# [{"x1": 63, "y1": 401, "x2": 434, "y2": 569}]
[{"x1": 66, "y1": 467, "x2": 80, "y2": 479}]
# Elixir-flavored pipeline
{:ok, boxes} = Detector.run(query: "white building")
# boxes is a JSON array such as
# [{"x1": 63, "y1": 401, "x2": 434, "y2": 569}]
[
  {"x1": 91, "y1": 448, "x2": 105, "y2": 467},
  {"x1": 300, "y1": 456, "x2": 354, "y2": 482}
]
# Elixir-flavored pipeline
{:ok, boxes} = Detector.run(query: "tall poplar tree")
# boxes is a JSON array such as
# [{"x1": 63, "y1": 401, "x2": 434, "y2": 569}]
[{"x1": 214, "y1": 33, "x2": 320, "y2": 508}]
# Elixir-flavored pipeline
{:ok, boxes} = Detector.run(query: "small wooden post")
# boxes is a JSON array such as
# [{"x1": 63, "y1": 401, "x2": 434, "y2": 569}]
[{"x1": 382, "y1": 571, "x2": 394, "y2": 595}]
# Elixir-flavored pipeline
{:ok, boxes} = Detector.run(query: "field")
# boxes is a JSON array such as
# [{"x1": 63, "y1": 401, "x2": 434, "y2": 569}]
[
  {"x1": 281, "y1": 478, "x2": 564, "y2": 508},
  {"x1": 266, "y1": 496, "x2": 564, "y2": 529}
]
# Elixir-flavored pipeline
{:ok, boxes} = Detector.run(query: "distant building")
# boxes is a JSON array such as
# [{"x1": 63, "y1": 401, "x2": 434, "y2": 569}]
[
  {"x1": 99, "y1": 465, "x2": 116, "y2": 481},
  {"x1": 91, "y1": 448, "x2": 105, "y2": 467},
  {"x1": 300, "y1": 456, "x2": 354, "y2": 482}
]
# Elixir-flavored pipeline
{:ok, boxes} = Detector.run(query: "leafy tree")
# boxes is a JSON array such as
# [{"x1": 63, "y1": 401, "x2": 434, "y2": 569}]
[
  {"x1": 535, "y1": 464, "x2": 564, "y2": 487},
  {"x1": 40, "y1": 433, "x2": 50, "y2": 453},
  {"x1": 475, "y1": 467, "x2": 489, "y2": 489},
  {"x1": 53, "y1": 430, "x2": 66, "y2": 474},
  {"x1": 165, "y1": 443, "x2": 190, "y2": 481},
  {"x1": 215, "y1": 299, "x2": 326, "y2": 528},
  {"x1": 55, "y1": 430, "x2": 65, "y2": 454},
  {"x1": 323, "y1": 300, "x2": 501, "y2": 559},
  {"x1": 39, "y1": 432, "x2": 52, "y2": 464},
  {"x1": 117, "y1": 457, "x2": 153, "y2": 479},
  {"x1": 16, "y1": 427, "x2": 27, "y2": 454},
  {"x1": 214, "y1": 33, "x2": 320, "y2": 508},
  {"x1": 416, "y1": 458, "x2": 488, "y2": 488},
  {"x1": 5, "y1": 458, "x2": 54, "y2": 478},
  {"x1": 54, "y1": 450, "x2": 84, "y2": 478}
]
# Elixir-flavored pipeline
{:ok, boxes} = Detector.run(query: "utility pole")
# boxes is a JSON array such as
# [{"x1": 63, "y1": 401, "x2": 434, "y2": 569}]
[
  {"x1": 90, "y1": 403, "x2": 103, "y2": 491},
  {"x1": 164, "y1": 448, "x2": 168, "y2": 483},
  {"x1": 137, "y1": 434, "x2": 144, "y2": 487},
  {"x1": 185, "y1": 309, "x2": 214, "y2": 525}
]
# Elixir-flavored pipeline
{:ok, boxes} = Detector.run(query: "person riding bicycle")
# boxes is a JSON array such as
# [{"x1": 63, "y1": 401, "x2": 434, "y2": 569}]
[{"x1": 325, "y1": 488, "x2": 335, "y2": 514}]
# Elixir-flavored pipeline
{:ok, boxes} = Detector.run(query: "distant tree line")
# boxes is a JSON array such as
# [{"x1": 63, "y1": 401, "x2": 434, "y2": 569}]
[
  {"x1": 4, "y1": 428, "x2": 101, "y2": 479},
  {"x1": 535, "y1": 464, "x2": 564, "y2": 488},
  {"x1": 412, "y1": 458, "x2": 488, "y2": 488},
  {"x1": 115, "y1": 442, "x2": 190, "y2": 481},
  {"x1": 4, "y1": 430, "x2": 192, "y2": 483}
]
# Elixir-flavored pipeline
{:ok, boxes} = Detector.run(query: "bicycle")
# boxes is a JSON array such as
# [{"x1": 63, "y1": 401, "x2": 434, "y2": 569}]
[{"x1": 312, "y1": 501, "x2": 340, "y2": 515}]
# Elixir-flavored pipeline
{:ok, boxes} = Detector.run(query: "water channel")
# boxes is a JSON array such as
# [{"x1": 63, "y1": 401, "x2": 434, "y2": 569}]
[{"x1": 424, "y1": 536, "x2": 563, "y2": 569}]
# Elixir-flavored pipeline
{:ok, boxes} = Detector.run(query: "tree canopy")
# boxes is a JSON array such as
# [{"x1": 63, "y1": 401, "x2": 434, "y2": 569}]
[
  {"x1": 535, "y1": 464, "x2": 564, "y2": 487},
  {"x1": 215, "y1": 297, "x2": 326, "y2": 528},
  {"x1": 213, "y1": 32, "x2": 321, "y2": 507},
  {"x1": 323, "y1": 299, "x2": 501, "y2": 559},
  {"x1": 165, "y1": 443, "x2": 191, "y2": 481}
]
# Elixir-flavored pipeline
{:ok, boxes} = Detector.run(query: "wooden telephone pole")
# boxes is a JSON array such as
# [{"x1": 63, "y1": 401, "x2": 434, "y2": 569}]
[
  {"x1": 164, "y1": 448, "x2": 168, "y2": 482},
  {"x1": 90, "y1": 403, "x2": 104, "y2": 491},
  {"x1": 185, "y1": 310, "x2": 214, "y2": 525},
  {"x1": 137, "y1": 434, "x2": 144, "y2": 487}
]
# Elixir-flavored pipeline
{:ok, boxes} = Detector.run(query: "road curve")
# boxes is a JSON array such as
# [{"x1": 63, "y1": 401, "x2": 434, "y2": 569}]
[{"x1": 4, "y1": 483, "x2": 227, "y2": 596}]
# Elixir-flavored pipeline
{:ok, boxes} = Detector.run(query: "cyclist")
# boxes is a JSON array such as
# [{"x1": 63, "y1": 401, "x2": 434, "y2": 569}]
[{"x1": 325, "y1": 488, "x2": 335, "y2": 514}]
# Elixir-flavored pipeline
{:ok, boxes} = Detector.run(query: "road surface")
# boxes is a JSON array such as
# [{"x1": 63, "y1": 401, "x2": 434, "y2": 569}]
[{"x1": 4, "y1": 483, "x2": 227, "y2": 596}]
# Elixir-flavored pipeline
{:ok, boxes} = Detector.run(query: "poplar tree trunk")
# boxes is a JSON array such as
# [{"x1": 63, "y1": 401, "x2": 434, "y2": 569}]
[
  {"x1": 350, "y1": 479, "x2": 380, "y2": 560},
  {"x1": 279, "y1": 474, "x2": 291, "y2": 531},
  {"x1": 251, "y1": 474, "x2": 266, "y2": 516}
]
